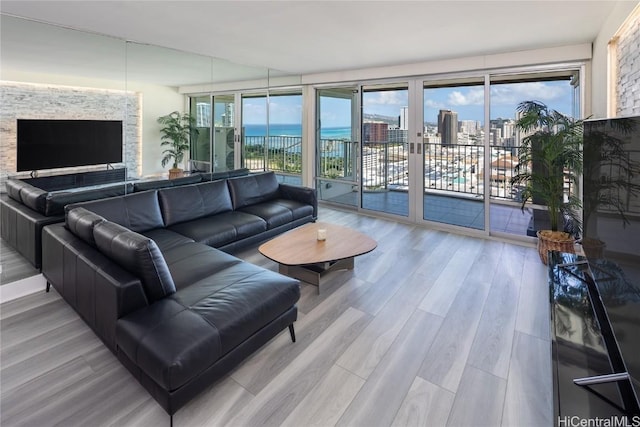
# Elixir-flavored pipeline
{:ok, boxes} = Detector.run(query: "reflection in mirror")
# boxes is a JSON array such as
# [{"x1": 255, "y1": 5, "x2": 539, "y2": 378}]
[
  {"x1": 125, "y1": 41, "x2": 213, "y2": 181},
  {"x1": 0, "y1": 15, "x2": 128, "y2": 188}
]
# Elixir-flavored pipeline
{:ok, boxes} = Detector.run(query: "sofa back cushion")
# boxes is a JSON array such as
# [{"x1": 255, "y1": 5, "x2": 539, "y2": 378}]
[
  {"x1": 132, "y1": 174, "x2": 202, "y2": 192},
  {"x1": 158, "y1": 180, "x2": 233, "y2": 226},
  {"x1": 227, "y1": 172, "x2": 279, "y2": 210},
  {"x1": 68, "y1": 190, "x2": 164, "y2": 232},
  {"x1": 65, "y1": 207, "x2": 106, "y2": 246},
  {"x1": 19, "y1": 184, "x2": 48, "y2": 213},
  {"x1": 44, "y1": 183, "x2": 132, "y2": 216},
  {"x1": 93, "y1": 220, "x2": 176, "y2": 302}
]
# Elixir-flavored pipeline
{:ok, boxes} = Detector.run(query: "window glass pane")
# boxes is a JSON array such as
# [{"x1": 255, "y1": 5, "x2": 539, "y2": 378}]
[
  {"x1": 241, "y1": 92, "x2": 302, "y2": 179},
  {"x1": 423, "y1": 82, "x2": 485, "y2": 230},
  {"x1": 489, "y1": 72, "x2": 578, "y2": 237},
  {"x1": 190, "y1": 95, "x2": 211, "y2": 173},
  {"x1": 242, "y1": 94, "x2": 267, "y2": 172}
]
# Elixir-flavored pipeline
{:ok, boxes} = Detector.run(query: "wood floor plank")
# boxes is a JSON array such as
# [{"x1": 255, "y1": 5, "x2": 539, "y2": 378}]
[
  {"x1": 1, "y1": 328, "x2": 104, "y2": 393},
  {"x1": 466, "y1": 244, "x2": 523, "y2": 379},
  {"x1": 3, "y1": 357, "x2": 136, "y2": 426},
  {"x1": 0, "y1": 297, "x2": 80, "y2": 347},
  {"x1": 228, "y1": 307, "x2": 371, "y2": 427},
  {"x1": 0, "y1": 286, "x2": 52, "y2": 320},
  {"x1": 418, "y1": 257, "x2": 493, "y2": 393},
  {"x1": 280, "y1": 365, "x2": 365, "y2": 427},
  {"x1": 391, "y1": 377, "x2": 455, "y2": 427},
  {"x1": 336, "y1": 271, "x2": 435, "y2": 379},
  {"x1": 173, "y1": 375, "x2": 256, "y2": 427},
  {"x1": 351, "y1": 247, "x2": 425, "y2": 316},
  {"x1": 336, "y1": 310, "x2": 444, "y2": 427},
  {"x1": 230, "y1": 276, "x2": 366, "y2": 394},
  {"x1": 418, "y1": 236, "x2": 484, "y2": 317},
  {"x1": 446, "y1": 365, "x2": 507, "y2": 427},
  {"x1": 502, "y1": 331, "x2": 553, "y2": 427},
  {"x1": 0, "y1": 356, "x2": 97, "y2": 424},
  {"x1": 515, "y1": 253, "x2": 551, "y2": 341}
]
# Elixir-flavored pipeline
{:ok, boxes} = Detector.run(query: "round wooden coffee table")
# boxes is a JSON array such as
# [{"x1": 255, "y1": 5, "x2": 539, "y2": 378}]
[{"x1": 258, "y1": 222, "x2": 377, "y2": 291}]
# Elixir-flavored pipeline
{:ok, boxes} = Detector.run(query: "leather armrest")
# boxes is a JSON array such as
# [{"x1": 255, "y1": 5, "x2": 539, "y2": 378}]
[{"x1": 279, "y1": 184, "x2": 318, "y2": 219}]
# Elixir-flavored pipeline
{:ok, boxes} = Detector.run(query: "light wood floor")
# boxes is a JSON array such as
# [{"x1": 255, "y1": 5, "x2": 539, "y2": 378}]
[{"x1": 0, "y1": 206, "x2": 552, "y2": 426}]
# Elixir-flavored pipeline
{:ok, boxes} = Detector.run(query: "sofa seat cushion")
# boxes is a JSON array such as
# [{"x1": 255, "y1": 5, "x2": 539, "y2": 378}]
[
  {"x1": 272, "y1": 199, "x2": 314, "y2": 221},
  {"x1": 172, "y1": 265, "x2": 300, "y2": 355},
  {"x1": 161, "y1": 242, "x2": 242, "y2": 290},
  {"x1": 167, "y1": 211, "x2": 266, "y2": 248},
  {"x1": 115, "y1": 264, "x2": 300, "y2": 392},
  {"x1": 116, "y1": 298, "x2": 222, "y2": 392},
  {"x1": 142, "y1": 229, "x2": 194, "y2": 252},
  {"x1": 238, "y1": 198, "x2": 316, "y2": 229}
]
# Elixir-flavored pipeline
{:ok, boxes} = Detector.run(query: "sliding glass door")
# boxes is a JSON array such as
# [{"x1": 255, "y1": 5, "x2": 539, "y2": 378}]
[
  {"x1": 360, "y1": 84, "x2": 410, "y2": 217},
  {"x1": 315, "y1": 66, "x2": 583, "y2": 238},
  {"x1": 316, "y1": 87, "x2": 360, "y2": 207},
  {"x1": 422, "y1": 79, "x2": 486, "y2": 230}
]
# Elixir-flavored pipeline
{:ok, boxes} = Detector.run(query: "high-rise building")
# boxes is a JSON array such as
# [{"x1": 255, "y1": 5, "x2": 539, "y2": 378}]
[
  {"x1": 438, "y1": 109, "x2": 458, "y2": 145},
  {"x1": 459, "y1": 120, "x2": 481, "y2": 135},
  {"x1": 221, "y1": 103, "x2": 234, "y2": 127},
  {"x1": 363, "y1": 122, "x2": 388, "y2": 143}
]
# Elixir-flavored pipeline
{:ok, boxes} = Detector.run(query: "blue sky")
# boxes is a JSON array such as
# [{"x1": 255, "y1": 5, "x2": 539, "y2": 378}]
[{"x1": 240, "y1": 80, "x2": 574, "y2": 126}]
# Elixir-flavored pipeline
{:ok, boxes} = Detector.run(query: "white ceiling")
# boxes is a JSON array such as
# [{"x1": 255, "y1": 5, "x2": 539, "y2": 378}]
[{"x1": 0, "y1": 1, "x2": 634, "y2": 85}]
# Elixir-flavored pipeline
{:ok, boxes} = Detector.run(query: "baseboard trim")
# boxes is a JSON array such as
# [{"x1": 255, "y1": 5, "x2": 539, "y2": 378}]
[{"x1": 0, "y1": 274, "x2": 45, "y2": 303}]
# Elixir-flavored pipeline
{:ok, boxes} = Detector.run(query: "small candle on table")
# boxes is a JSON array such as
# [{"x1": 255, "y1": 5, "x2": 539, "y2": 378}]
[{"x1": 317, "y1": 228, "x2": 327, "y2": 241}]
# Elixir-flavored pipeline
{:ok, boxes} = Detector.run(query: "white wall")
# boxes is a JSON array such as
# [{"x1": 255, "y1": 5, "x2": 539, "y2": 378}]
[
  {"x1": 125, "y1": 81, "x2": 186, "y2": 177},
  {"x1": 591, "y1": 1, "x2": 639, "y2": 119}
]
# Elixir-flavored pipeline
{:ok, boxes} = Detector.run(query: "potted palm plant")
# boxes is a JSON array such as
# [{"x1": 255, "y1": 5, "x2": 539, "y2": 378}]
[
  {"x1": 158, "y1": 111, "x2": 198, "y2": 179},
  {"x1": 511, "y1": 100, "x2": 583, "y2": 264}
]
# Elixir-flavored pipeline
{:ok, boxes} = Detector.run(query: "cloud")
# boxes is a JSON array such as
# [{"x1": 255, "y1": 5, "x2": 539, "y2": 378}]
[
  {"x1": 363, "y1": 90, "x2": 407, "y2": 106},
  {"x1": 448, "y1": 88, "x2": 484, "y2": 106},
  {"x1": 490, "y1": 82, "x2": 569, "y2": 105}
]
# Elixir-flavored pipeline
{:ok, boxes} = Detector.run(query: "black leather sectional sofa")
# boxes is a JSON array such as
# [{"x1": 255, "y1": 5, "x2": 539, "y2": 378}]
[
  {"x1": 40, "y1": 171, "x2": 317, "y2": 416},
  {"x1": 0, "y1": 168, "x2": 249, "y2": 268}
]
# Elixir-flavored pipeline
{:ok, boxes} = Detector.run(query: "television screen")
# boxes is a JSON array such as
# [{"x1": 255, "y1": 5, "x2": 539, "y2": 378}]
[
  {"x1": 17, "y1": 119, "x2": 123, "y2": 171},
  {"x1": 582, "y1": 115, "x2": 640, "y2": 413}
]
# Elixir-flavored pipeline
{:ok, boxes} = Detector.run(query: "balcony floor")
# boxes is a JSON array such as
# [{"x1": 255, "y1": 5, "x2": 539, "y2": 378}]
[{"x1": 326, "y1": 189, "x2": 533, "y2": 235}]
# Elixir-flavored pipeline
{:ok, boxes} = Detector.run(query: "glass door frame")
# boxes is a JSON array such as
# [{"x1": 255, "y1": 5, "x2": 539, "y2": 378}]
[{"x1": 314, "y1": 84, "x2": 361, "y2": 208}]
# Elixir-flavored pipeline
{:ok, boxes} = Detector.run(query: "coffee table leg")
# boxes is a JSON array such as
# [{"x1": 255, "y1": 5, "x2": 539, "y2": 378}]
[
  {"x1": 279, "y1": 264, "x2": 321, "y2": 286},
  {"x1": 278, "y1": 257, "x2": 355, "y2": 292}
]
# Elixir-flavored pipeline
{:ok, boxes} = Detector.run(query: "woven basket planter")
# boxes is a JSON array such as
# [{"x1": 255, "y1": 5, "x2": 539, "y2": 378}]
[
  {"x1": 168, "y1": 168, "x2": 184, "y2": 179},
  {"x1": 537, "y1": 230, "x2": 575, "y2": 265}
]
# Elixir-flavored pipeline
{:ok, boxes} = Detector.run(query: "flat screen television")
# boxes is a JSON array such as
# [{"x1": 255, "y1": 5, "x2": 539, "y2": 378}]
[
  {"x1": 575, "y1": 115, "x2": 640, "y2": 416},
  {"x1": 17, "y1": 119, "x2": 123, "y2": 172}
]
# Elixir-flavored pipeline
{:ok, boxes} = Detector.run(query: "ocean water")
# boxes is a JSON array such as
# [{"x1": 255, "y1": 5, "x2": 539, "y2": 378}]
[{"x1": 243, "y1": 124, "x2": 351, "y2": 140}]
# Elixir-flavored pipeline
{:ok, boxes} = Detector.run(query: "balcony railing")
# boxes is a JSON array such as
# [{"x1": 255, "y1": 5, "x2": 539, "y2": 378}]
[
  {"x1": 244, "y1": 136, "x2": 551, "y2": 203},
  {"x1": 243, "y1": 135, "x2": 302, "y2": 174}
]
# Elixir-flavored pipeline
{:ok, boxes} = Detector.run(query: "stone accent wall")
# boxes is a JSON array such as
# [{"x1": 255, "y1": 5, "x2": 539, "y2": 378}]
[
  {"x1": 616, "y1": 13, "x2": 640, "y2": 116},
  {"x1": 0, "y1": 81, "x2": 141, "y2": 182}
]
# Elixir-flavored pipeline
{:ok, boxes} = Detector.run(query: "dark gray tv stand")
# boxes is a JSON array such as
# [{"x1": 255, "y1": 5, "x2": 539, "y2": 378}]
[{"x1": 22, "y1": 168, "x2": 127, "y2": 192}]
